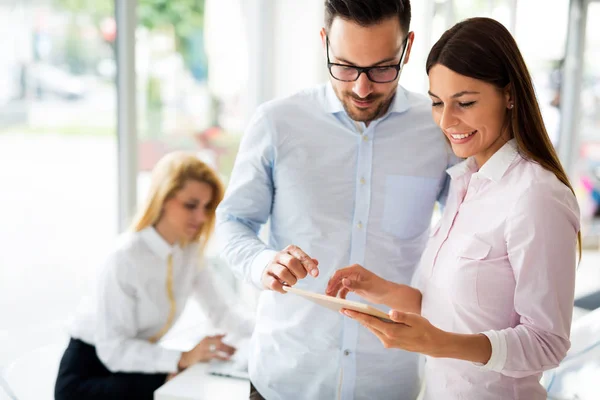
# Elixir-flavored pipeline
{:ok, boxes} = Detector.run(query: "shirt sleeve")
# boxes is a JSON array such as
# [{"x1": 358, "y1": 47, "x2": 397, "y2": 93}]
[
  {"x1": 479, "y1": 182, "x2": 580, "y2": 377},
  {"x1": 436, "y1": 172, "x2": 451, "y2": 209},
  {"x1": 94, "y1": 252, "x2": 181, "y2": 374},
  {"x1": 192, "y1": 264, "x2": 255, "y2": 337},
  {"x1": 215, "y1": 107, "x2": 278, "y2": 289}
]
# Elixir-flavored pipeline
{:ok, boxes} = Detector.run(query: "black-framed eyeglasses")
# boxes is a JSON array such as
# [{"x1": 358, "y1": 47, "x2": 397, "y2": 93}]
[{"x1": 326, "y1": 35, "x2": 410, "y2": 83}]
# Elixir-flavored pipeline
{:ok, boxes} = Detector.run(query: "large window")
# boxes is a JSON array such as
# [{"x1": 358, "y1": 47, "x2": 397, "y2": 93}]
[
  {"x1": 0, "y1": 0, "x2": 253, "y2": 379},
  {"x1": 580, "y1": 2, "x2": 600, "y2": 144},
  {"x1": 421, "y1": 0, "x2": 570, "y2": 147},
  {"x1": 514, "y1": 0, "x2": 570, "y2": 146},
  {"x1": 0, "y1": 0, "x2": 116, "y2": 366},
  {"x1": 135, "y1": 0, "x2": 247, "y2": 200},
  {"x1": 132, "y1": 0, "x2": 249, "y2": 299},
  {"x1": 576, "y1": 1, "x2": 600, "y2": 240}
]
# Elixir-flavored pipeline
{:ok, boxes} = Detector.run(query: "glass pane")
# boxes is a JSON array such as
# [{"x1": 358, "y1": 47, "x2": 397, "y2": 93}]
[
  {"x1": 134, "y1": 0, "x2": 251, "y2": 339},
  {"x1": 578, "y1": 2, "x2": 600, "y2": 243},
  {"x1": 135, "y1": 0, "x2": 247, "y2": 206},
  {"x1": 427, "y1": 0, "x2": 515, "y2": 74},
  {"x1": 427, "y1": 0, "x2": 569, "y2": 148},
  {"x1": 453, "y1": 0, "x2": 494, "y2": 21},
  {"x1": 514, "y1": 0, "x2": 570, "y2": 147},
  {"x1": 580, "y1": 2, "x2": 600, "y2": 144},
  {"x1": 0, "y1": 0, "x2": 116, "y2": 367}
]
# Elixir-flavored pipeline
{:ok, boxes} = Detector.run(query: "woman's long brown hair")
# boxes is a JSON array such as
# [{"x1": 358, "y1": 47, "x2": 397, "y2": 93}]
[{"x1": 426, "y1": 17, "x2": 581, "y2": 260}]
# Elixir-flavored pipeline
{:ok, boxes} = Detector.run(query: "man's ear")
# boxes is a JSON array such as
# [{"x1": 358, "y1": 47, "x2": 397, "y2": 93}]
[
  {"x1": 403, "y1": 31, "x2": 416, "y2": 65},
  {"x1": 320, "y1": 28, "x2": 327, "y2": 52}
]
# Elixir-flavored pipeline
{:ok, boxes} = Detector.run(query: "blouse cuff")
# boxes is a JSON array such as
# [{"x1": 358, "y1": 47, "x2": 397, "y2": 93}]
[
  {"x1": 156, "y1": 348, "x2": 183, "y2": 373},
  {"x1": 477, "y1": 330, "x2": 508, "y2": 372}
]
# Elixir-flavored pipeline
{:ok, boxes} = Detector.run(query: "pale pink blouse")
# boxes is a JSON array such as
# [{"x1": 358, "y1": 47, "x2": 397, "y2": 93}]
[{"x1": 416, "y1": 139, "x2": 580, "y2": 399}]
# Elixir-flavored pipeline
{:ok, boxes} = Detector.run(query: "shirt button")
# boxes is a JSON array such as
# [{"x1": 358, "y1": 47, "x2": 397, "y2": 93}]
[
  {"x1": 359, "y1": 177, "x2": 366, "y2": 185},
  {"x1": 344, "y1": 349, "x2": 351, "y2": 356},
  {"x1": 357, "y1": 222, "x2": 363, "y2": 229},
  {"x1": 362, "y1": 135, "x2": 368, "y2": 142}
]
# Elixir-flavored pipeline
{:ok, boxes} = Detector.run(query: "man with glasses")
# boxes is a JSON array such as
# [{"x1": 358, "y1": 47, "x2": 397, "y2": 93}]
[{"x1": 216, "y1": 1, "x2": 453, "y2": 399}]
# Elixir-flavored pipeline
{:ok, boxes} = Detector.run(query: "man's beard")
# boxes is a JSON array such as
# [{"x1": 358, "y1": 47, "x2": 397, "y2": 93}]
[{"x1": 338, "y1": 90, "x2": 394, "y2": 123}]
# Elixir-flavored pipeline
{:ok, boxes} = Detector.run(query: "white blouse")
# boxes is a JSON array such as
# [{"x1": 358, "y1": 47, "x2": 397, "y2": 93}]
[{"x1": 69, "y1": 227, "x2": 254, "y2": 373}]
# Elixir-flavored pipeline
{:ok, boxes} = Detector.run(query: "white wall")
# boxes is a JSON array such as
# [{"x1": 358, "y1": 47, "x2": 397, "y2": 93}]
[
  {"x1": 401, "y1": 0, "x2": 435, "y2": 95},
  {"x1": 249, "y1": 0, "x2": 434, "y2": 106},
  {"x1": 272, "y1": 0, "x2": 327, "y2": 98}
]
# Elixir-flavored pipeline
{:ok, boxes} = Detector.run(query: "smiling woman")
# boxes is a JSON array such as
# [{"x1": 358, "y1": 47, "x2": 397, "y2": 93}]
[
  {"x1": 328, "y1": 17, "x2": 582, "y2": 400},
  {"x1": 427, "y1": 66, "x2": 513, "y2": 167}
]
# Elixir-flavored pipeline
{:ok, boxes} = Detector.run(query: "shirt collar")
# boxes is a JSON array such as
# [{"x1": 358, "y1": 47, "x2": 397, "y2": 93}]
[
  {"x1": 324, "y1": 82, "x2": 410, "y2": 116},
  {"x1": 325, "y1": 82, "x2": 344, "y2": 114},
  {"x1": 477, "y1": 139, "x2": 519, "y2": 182},
  {"x1": 139, "y1": 226, "x2": 175, "y2": 261},
  {"x1": 388, "y1": 86, "x2": 410, "y2": 114},
  {"x1": 446, "y1": 157, "x2": 478, "y2": 180},
  {"x1": 446, "y1": 139, "x2": 519, "y2": 182}
]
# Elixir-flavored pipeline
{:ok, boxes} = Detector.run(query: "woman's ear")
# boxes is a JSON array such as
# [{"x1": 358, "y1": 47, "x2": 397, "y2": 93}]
[{"x1": 504, "y1": 84, "x2": 513, "y2": 109}]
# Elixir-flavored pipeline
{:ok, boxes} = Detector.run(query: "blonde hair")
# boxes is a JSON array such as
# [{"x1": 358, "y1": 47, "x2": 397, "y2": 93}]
[{"x1": 131, "y1": 151, "x2": 224, "y2": 251}]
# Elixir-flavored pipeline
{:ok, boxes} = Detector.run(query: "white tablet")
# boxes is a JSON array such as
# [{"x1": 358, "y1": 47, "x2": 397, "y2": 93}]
[{"x1": 282, "y1": 286, "x2": 393, "y2": 322}]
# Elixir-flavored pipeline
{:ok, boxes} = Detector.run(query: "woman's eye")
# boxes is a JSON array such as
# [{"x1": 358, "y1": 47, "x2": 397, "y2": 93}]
[{"x1": 459, "y1": 101, "x2": 476, "y2": 108}]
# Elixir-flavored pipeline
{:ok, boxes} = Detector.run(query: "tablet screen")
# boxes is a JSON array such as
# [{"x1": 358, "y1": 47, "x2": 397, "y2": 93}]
[{"x1": 282, "y1": 286, "x2": 393, "y2": 322}]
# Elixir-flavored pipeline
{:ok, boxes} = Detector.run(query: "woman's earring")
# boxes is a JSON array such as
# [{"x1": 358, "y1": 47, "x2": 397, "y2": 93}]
[{"x1": 508, "y1": 103, "x2": 514, "y2": 109}]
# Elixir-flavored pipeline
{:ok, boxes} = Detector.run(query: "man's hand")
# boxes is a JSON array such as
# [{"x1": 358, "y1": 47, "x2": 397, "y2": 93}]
[{"x1": 262, "y1": 245, "x2": 319, "y2": 293}]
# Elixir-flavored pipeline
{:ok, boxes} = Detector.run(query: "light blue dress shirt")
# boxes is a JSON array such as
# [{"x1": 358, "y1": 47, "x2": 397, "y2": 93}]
[{"x1": 216, "y1": 83, "x2": 453, "y2": 400}]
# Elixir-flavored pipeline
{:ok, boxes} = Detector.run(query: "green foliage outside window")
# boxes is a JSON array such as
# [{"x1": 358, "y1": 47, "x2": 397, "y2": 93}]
[{"x1": 55, "y1": 0, "x2": 205, "y2": 69}]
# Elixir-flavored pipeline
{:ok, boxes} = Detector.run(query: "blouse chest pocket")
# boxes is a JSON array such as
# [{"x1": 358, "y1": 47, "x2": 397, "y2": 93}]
[
  {"x1": 382, "y1": 175, "x2": 440, "y2": 240},
  {"x1": 453, "y1": 235, "x2": 514, "y2": 311},
  {"x1": 462, "y1": 236, "x2": 516, "y2": 311},
  {"x1": 457, "y1": 237, "x2": 492, "y2": 260},
  {"x1": 448, "y1": 236, "x2": 493, "y2": 307}
]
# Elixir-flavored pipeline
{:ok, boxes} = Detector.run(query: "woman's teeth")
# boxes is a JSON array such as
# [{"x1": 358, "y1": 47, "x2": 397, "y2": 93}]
[{"x1": 451, "y1": 130, "x2": 476, "y2": 140}]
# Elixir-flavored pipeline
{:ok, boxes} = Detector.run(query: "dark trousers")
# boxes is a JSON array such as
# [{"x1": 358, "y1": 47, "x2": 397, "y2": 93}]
[
  {"x1": 249, "y1": 382, "x2": 266, "y2": 400},
  {"x1": 54, "y1": 338, "x2": 167, "y2": 400}
]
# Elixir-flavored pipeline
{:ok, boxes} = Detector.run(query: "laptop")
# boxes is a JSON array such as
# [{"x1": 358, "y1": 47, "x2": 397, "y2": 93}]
[{"x1": 206, "y1": 339, "x2": 250, "y2": 380}]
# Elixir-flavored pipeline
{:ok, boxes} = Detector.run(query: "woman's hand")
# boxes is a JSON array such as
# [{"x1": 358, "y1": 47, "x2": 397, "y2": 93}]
[
  {"x1": 178, "y1": 334, "x2": 237, "y2": 370},
  {"x1": 341, "y1": 309, "x2": 444, "y2": 356},
  {"x1": 343, "y1": 309, "x2": 493, "y2": 364},
  {"x1": 165, "y1": 372, "x2": 178, "y2": 382},
  {"x1": 325, "y1": 264, "x2": 393, "y2": 304},
  {"x1": 326, "y1": 264, "x2": 422, "y2": 313}
]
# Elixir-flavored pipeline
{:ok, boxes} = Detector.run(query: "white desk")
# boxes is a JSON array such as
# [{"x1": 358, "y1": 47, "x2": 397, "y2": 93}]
[{"x1": 154, "y1": 363, "x2": 249, "y2": 400}]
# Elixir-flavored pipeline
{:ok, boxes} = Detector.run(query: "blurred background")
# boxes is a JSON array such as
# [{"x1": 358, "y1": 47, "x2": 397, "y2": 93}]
[{"x1": 0, "y1": 0, "x2": 599, "y2": 398}]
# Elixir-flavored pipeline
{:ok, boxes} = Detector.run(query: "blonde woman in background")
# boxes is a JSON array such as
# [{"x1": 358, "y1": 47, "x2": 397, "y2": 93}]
[{"x1": 55, "y1": 152, "x2": 253, "y2": 400}]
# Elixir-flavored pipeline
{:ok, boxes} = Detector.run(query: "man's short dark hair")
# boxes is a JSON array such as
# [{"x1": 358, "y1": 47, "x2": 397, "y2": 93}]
[{"x1": 324, "y1": 0, "x2": 411, "y2": 35}]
